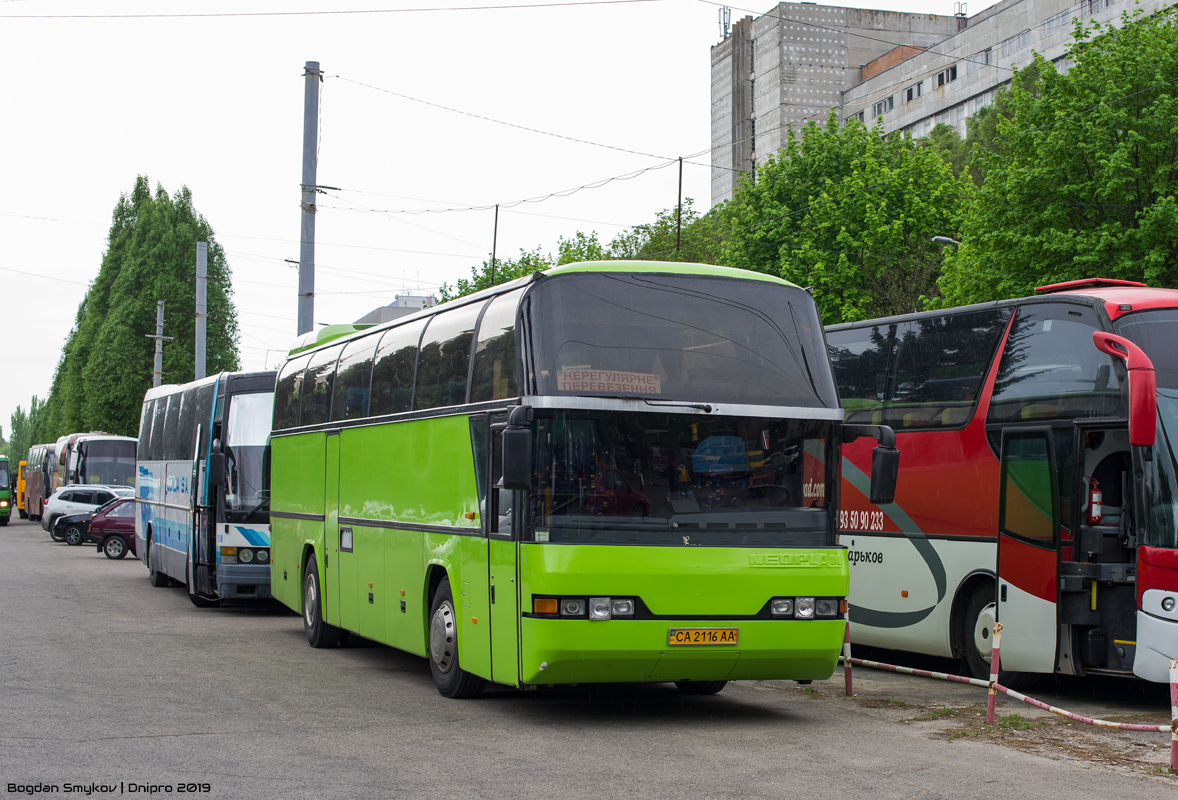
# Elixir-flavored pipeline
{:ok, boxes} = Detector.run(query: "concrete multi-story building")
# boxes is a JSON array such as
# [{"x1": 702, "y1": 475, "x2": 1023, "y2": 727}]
[{"x1": 711, "y1": 0, "x2": 1174, "y2": 206}]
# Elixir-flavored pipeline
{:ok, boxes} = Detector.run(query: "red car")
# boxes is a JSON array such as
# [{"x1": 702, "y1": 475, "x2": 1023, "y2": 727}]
[{"x1": 89, "y1": 497, "x2": 137, "y2": 560}]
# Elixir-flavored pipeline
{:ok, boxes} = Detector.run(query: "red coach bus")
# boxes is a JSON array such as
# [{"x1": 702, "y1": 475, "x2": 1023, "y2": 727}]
[{"x1": 826, "y1": 279, "x2": 1178, "y2": 683}]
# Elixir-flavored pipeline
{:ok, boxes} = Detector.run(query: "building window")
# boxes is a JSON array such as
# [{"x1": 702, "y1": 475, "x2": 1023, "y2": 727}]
[
  {"x1": 872, "y1": 96, "x2": 894, "y2": 117},
  {"x1": 1001, "y1": 30, "x2": 1031, "y2": 58},
  {"x1": 935, "y1": 65, "x2": 958, "y2": 88},
  {"x1": 1081, "y1": 0, "x2": 1111, "y2": 15},
  {"x1": 904, "y1": 81, "x2": 923, "y2": 103},
  {"x1": 1042, "y1": 10, "x2": 1069, "y2": 35},
  {"x1": 967, "y1": 48, "x2": 993, "y2": 74}
]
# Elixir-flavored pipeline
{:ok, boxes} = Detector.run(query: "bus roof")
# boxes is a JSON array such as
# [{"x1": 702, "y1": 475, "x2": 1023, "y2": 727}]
[
  {"x1": 286, "y1": 261, "x2": 801, "y2": 357},
  {"x1": 828, "y1": 280, "x2": 1178, "y2": 330}
]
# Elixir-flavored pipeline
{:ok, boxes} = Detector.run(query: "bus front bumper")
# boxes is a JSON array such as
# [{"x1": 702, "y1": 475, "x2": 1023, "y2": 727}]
[
  {"x1": 1133, "y1": 609, "x2": 1178, "y2": 683},
  {"x1": 217, "y1": 564, "x2": 271, "y2": 600},
  {"x1": 519, "y1": 617, "x2": 845, "y2": 685}
]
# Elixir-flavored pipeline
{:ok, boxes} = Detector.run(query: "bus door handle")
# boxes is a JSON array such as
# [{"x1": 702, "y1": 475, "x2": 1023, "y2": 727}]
[
  {"x1": 1000, "y1": 584, "x2": 1007, "y2": 603},
  {"x1": 491, "y1": 584, "x2": 496, "y2": 604}
]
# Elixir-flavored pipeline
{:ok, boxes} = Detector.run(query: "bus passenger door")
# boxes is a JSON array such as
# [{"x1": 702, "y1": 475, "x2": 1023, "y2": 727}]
[
  {"x1": 326, "y1": 431, "x2": 355, "y2": 629},
  {"x1": 997, "y1": 428, "x2": 1060, "y2": 674},
  {"x1": 487, "y1": 425, "x2": 520, "y2": 686}
]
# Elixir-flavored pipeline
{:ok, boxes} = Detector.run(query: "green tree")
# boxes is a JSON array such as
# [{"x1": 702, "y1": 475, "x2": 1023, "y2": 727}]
[
  {"x1": 5, "y1": 396, "x2": 45, "y2": 462},
  {"x1": 556, "y1": 231, "x2": 609, "y2": 265},
  {"x1": 438, "y1": 247, "x2": 554, "y2": 302},
  {"x1": 39, "y1": 177, "x2": 239, "y2": 439},
  {"x1": 939, "y1": 9, "x2": 1178, "y2": 305},
  {"x1": 717, "y1": 111, "x2": 970, "y2": 324},
  {"x1": 608, "y1": 199, "x2": 721, "y2": 264}
]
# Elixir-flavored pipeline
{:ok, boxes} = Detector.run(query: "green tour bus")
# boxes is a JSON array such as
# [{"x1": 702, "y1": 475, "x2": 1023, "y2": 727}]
[{"x1": 269, "y1": 261, "x2": 898, "y2": 697}]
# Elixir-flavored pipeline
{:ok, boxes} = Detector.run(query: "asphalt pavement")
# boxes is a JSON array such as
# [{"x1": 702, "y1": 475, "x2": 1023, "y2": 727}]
[{"x1": 1, "y1": 514, "x2": 1173, "y2": 799}]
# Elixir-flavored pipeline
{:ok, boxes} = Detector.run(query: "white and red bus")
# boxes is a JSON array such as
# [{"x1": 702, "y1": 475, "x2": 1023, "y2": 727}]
[{"x1": 826, "y1": 278, "x2": 1178, "y2": 683}]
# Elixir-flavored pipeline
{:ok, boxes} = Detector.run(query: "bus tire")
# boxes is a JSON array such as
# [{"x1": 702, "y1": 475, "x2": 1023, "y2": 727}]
[
  {"x1": 303, "y1": 556, "x2": 342, "y2": 648},
  {"x1": 428, "y1": 578, "x2": 485, "y2": 699},
  {"x1": 674, "y1": 680, "x2": 727, "y2": 695},
  {"x1": 64, "y1": 524, "x2": 86, "y2": 546},
  {"x1": 147, "y1": 536, "x2": 170, "y2": 588},
  {"x1": 962, "y1": 586, "x2": 1032, "y2": 688}
]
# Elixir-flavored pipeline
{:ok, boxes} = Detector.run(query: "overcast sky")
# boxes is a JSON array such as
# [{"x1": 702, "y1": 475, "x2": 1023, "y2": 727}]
[{"x1": 1, "y1": 0, "x2": 997, "y2": 442}]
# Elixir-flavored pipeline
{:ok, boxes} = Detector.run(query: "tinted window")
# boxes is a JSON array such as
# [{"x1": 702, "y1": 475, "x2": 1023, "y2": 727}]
[
  {"x1": 828, "y1": 310, "x2": 1008, "y2": 429},
  {"x1": 988, "y1": 304, "x2": 1124, "y2": 424},
  {"x1": 1114, "y1": 308, "x2": 1178, "y2": 391},
  {"x1": 827, "y1": 325, "x2": 893, "y2": 425},
  {"x1": 886, "y1": 311, "x2": 1009, "y2": 429},
  {"x1": 471, "y1": 290, "x2": 521, "y2": 403},
  {"x1": 415, "y1": 303, "x2": 482, "y2": 410},
  {"x1": 176, "y1": 388, "x2": 196, "y2": 456},
  {"x1": 331, "y1": 334, "x2": 377, "y2": 422},
  {"x1": 96, "y1": 491, "x2": 114, "y2": 505},
  {"x1": 149, "y1": 398, "x2": 168, "y2": 460},
  {"x1": 162, "y1": 395, "x2": 182, "y2": 461},
  {"x1": 529, "y1": 273, "x2": 837, "y2": 408},
  {"x1": 273, "y1": 354, "x2": 311, "y2": 430},
  {"x1": 74, "y1": 491, "x2": 94, "y2": 505},
  {"x1": 371, "y1": 319, "x2": 427, "y2": 417},
  {"x1": 301, "y1": 345, "x2": 344, "y2": 427},
  {"x1": 1001, "y1": 431, "x2": 1056, "y2": 545},
  {"x1": 138, "y1": 400, "x2": 154, "y2": 456}
]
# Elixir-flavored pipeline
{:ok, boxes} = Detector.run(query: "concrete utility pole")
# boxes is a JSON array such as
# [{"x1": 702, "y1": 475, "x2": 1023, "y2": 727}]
[
  {"x1": 298, "y1": 60, "x2": 322, "y2": 336},
  {"x1": 146, "y1": 301, "x2": 174, "y2": 388},
  {"x1": 195, "y1": 242, "x2": 207, "y2": 380}
]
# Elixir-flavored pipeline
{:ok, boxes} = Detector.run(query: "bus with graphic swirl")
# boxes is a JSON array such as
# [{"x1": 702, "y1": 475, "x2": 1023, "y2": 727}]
[
  {"x1": 135, "y1": 371, "x2": 275, "y2": 607},
  {"x1": 827, "y1": 278, "x2": 1178, "y2": 684},
  {"x1": 268, "y1": 261, "x2": 898, "y2": 697}
]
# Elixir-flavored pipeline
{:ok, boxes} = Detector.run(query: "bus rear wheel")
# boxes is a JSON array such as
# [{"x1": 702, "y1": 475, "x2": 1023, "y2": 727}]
[
  {"x1": 962, "y1": 586, "x2": 1030, "y2": 688},
  {"x1": 147, "y1": 536, "x2": 170, "y2": 587},
  {"x1": 303, "y1": 555, "x2": 342, "y2": 648},
  {"x1": 428, "y1": 578, "x2": 484, "y2": 698}
]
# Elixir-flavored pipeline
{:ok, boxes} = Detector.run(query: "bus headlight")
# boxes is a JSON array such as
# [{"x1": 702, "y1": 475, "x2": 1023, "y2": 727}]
[
  {"x1": 795, "y1": 597, "x2": 816, "y2": 619},
  {"x1": 255, "y1": 549, "x2": 270, "y2": 564},
  {"x1": 239, "y1": 548, "x2": 255, "y2": 564},
  {"x1": 611, "y1": 598, "x2": 635, "y2": 617},
  {"x1": 220, "y1": 547, "x2": 237, "y2": 564},
  {"x1": 589, "y1": 597, "x2": 612, "y2": 620},
  {"x1": 560, "y1": 597, "x2": 586, "y2": 617},
  {"x1": 815, "y1": 598, "x2": 840, "y2": 618},
  {"x1": 1164, "y1": 597, "x2": 1176, "y2": 613},
  {"x1": 770, "y1": 598, "x2": 794, "y2": 617}
]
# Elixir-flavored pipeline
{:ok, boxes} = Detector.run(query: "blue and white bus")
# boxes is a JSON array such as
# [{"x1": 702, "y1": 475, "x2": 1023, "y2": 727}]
[{"x1": 135, "y1": 371, "x2": 276, "y2": 607}]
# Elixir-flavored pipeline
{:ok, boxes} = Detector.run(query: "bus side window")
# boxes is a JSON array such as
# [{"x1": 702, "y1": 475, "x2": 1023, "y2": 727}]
[
  {"x1": 371, "y1": 319, "x2": 427, "y2": 417},
  {"x1": 301, "y1": 344, "x2": 344, "y2": 427},
  {"x1": 162, "y1": 395, "x2": 183, "y2": 461},
  {"x1": 138, "y1": 401, "x2": 154, "y2": 458},
  {"x1": 273, "y1": 354, "x2": 311, "y2": 430},
  {"x1": 988, "y1": 304, "x2": 1124, "y2": 424},
  {"x1": 415, "y1": 302, "x2": 483, "y2": 411},
  {"x1": 332, "y1": 334, "x2": 377, "y2": 422},
  {"x1": 827, "y1": 324, "x2": 894, "y2": 425},
  {"x1": 471, "y1": 290, "x2": 522, "y2": 403}
]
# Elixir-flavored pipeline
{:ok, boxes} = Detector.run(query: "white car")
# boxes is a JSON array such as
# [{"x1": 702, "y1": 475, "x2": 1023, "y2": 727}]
[{"x1": 42, "y1": 485, "x2": 134, "y2": 535}]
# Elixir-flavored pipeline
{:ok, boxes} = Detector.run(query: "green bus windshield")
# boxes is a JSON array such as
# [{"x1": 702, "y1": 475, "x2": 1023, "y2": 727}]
[{"x1": 527, "y1": 273, "x2": 836, "y2": 408}]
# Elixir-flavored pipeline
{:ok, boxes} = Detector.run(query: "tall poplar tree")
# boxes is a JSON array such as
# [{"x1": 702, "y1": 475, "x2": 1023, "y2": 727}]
[{"x1": 39, "y1": 177, "x2": 240, "y2": 439}]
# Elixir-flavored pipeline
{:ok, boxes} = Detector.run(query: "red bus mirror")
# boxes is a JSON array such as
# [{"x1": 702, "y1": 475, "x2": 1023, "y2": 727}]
[{"x1": 1092, "y1": 331, "x2": 1157, "y2": 447}]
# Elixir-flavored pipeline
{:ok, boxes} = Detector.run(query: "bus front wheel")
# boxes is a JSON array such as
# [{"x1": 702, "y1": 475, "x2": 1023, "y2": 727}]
[
  {"x1": 428, "y1": 578, "x2": 484, "y2": 699},
  {"x1": 303, "y1": 556, "x2": 342, "y2": 648}
]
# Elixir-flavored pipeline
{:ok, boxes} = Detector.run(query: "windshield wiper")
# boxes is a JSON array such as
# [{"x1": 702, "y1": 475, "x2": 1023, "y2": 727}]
[{"x1": 642, "y1": 399, "x2": 713, "y2": 413}]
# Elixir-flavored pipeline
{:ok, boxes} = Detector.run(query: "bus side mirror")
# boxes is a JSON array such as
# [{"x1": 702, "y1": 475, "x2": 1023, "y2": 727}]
[
  {"x1": 1092, "y1": 332, "x2": 1157, "y2": 447},
  {"x1": 206, "y1": 453, "x2": 226, "y2": 488},
  {"x1": 501, "y1": 405, "x2": 534, "y2": 492},
  {"x1": 845, "y1": 424, "x2": 899, "y2": 505},
  {"x1": 870, "y1": 443, "x2": 899, "y2": 505}
]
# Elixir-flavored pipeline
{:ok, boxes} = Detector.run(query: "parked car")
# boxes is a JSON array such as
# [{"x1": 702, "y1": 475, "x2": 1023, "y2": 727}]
[
  {"x1": 42, "y1": 485, "x2": 133, "y2": 537},
  {"x1": 89, "y1": 496, "x2": 137, "y2": 559},
  {"x1": 53, "y1": 510, "x2": 93, "y2": 546}
]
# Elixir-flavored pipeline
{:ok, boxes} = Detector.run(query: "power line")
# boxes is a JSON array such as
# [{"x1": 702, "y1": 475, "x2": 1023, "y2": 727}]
[
  {"x1": 3, "y1": 0, "x2": 665, "y2": 20},
  {"x1": 335, "y1": 74, "x2": 673, "y2": 161}
]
